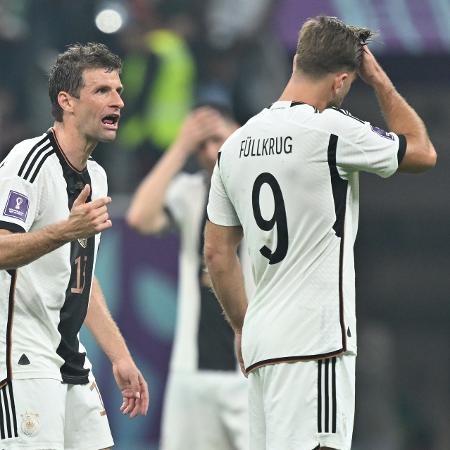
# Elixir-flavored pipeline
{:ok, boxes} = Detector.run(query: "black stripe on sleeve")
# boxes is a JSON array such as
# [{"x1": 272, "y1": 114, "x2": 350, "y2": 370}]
[
  {"x1": 23, "y1": 143, "x2": 53, "y2": 181},
  {"x1": 217, "y1": 151, "x2": 222, "y2": 168},
  {"x1": 0, "y1": 221, "x2": 25, "y2": 234},
  {"x1": 397, "y1": 134, "x2": 407, "y2": 164},
  {"x1": 29, "y1": 149, "x2": 55, "y2": 183},
  {"x1": 17, "y1": 135, "x2": 49, "y2": 177}
]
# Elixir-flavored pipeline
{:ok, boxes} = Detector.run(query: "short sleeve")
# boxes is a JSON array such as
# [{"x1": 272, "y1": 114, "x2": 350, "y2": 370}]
[
  {"x1": 332, "y1": 111, "x2": 405, "y2": 179},
  {"x1": 207, "y1": 161, "x2": 240, "y2": 226},
  {"x1": 165, "y1": 173, "x2": 193, "y2": 228},
  {"x1": 0, "y1": 155, "x2": 41, "y2": 233}
]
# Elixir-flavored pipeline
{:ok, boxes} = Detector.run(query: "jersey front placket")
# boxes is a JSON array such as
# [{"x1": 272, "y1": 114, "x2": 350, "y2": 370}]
[{"x1": 53, "y1": 139, "x2": 94, "y2": 385}]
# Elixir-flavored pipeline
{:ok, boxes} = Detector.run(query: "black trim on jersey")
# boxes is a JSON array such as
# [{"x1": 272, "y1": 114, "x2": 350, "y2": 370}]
[
  {"x1": 317, "y1": 358, "x2": 337, "y2": 435},
  {"x1": 0, "y1": 270, "x2": 17, "y2": 388},
  {"x1": 22, "y1": 142, "x2": 54, "y2": 182},
  {"x1": 0, "y1": 221, "x2": 25, "y2": 234},
  {"x1": 29, "y1": 148, "x2": 56, "y2": 184},
  {"x1": 51, "y1": 131, "x2": 94, "y2": 385},
  {"x1": 327, "y1": 134, "x2": 348, "y2": 354},
  {"x1": 217, "y1": 151, "x2": 222, "y2": 168},
  {"x1": 291, "y1": 101, "x2": 319, "y2": 113},
  {"x1": 329, "y1": 106, "x2": 365, "y2": 124},
  {"x1": 0, "y1": 382, "x2": 18, "y2": 440},
  {"x1": 245, "y1": 349, "x2": 345, "y2": 373},
  {"x1": 17, "y1": 135, "x2": 49, "y2": 177},
  {"x1": 324, "y1": 359, "x2": 330, "y2": 432},
  {"x1": 317, "y1": 360, "x2": 322, "y2": 433},
  {"x1": 197, "y1": 177, "x2": 236, "y2": 372},
  {"x1": 397, "y1": 134, "x2": 407, "y2": 164},
  {"x1": 327, "y1": 134, "x2": 348, "y2": 238},
  {"x1": 332, "y1": 357, "x2": 337, "y2": 433}
]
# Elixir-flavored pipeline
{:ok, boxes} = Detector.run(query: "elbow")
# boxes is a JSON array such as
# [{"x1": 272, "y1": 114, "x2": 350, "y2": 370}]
[{"x1": 125, "y1": 210, "x2": 144, "y2": 233}]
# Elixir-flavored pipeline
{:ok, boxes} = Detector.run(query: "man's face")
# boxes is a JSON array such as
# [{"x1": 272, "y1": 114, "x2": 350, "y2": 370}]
[
  {"x1": 70, "y1": 68, "x2": 124, "y2": 143},
  {"x1": 197, "y1": 135, "x2": 228, "y2": 173}
]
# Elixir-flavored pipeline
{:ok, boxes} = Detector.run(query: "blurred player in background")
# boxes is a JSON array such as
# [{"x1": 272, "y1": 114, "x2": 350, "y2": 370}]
[
  {"x1": 0, "y1": 43, "x2": 148, "y2": 449},
  {"x1": 127, "y1": 105, "x2": 252, "y2": 450},
  {"x1": 204, "y1": 16, "x2": 436, "y2": 450}
]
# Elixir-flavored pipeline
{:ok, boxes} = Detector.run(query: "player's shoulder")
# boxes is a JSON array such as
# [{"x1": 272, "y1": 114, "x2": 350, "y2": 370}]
[
  {"x1": 0, "y1": 131, "x2": 56, "y2": 182},
  {"x1": 320, "y1": 107, "x2": 366, "y2": 128},
  {"x1": 172, "y1": 170, "x2": 205, "y2": 189}
]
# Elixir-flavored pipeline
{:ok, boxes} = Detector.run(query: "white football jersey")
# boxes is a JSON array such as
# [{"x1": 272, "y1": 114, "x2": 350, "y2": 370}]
[
  {"x1": 207, "y1": 101, "x2": 405, "y2": 372},
  {"x1": 165, "y1": 171, "x2": 254, "y2": 373},
  {"x1": 0, "y1": 129, "x2": 105, "y2": 385}
]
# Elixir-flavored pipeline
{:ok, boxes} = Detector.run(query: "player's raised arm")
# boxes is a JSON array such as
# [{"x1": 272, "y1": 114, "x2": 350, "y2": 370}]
[
  {"x1": 126, "y1": 107, "x2": 227, "y2": 234},
  {"x1": 0, "y1": 185, "x2": 111, "y2": 270},
  {"x1": 358, "y1": 47, "x2": 437, "y2": 172}
]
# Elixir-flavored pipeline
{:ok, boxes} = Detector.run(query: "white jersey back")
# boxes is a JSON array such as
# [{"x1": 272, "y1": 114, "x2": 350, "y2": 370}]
[{"x1": 207, "y1": 101, "x2": 405, "y2": 372}]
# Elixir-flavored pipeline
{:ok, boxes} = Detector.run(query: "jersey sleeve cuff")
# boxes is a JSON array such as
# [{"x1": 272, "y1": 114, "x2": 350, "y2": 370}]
[
  {"x1": 397, "y1": 134, "x2": 407, "y2": 164},
  {"x1": 0, "y1": 220, "x2": 26, "y2": 233}
]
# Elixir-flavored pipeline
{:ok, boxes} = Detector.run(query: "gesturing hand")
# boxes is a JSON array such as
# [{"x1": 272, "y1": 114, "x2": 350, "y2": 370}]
[
  {"x1": 113, "y1": 358, "x2": 149, "y2": 418},
  {"x1": 66, "y1": 185, "x2": 112, "y2": 239}
]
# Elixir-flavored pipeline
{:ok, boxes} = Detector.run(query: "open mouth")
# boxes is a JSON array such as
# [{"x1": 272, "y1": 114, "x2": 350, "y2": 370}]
[{"x1": 101, "y1": 114, "x2": 120, "y2": 130}]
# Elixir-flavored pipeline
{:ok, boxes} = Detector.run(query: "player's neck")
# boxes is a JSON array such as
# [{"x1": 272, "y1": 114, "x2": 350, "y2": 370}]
[
  {"x1": 52, "y1": 122, "x2": 97, "y2": 171},
  {"x1": 279, "y1": 74, "x2": 333, "y2": 112}
]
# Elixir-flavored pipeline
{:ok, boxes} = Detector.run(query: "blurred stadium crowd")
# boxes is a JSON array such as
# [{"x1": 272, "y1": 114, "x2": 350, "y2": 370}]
[{"x1": 0, "y1": 0, "x2": 449, "y2": 449}]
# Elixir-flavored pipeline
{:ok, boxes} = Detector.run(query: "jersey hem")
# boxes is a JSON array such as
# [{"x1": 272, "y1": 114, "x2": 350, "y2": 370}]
[
  {"x1": 245, "y1": 348, "x2": 346, "y2": 374},
  {"x1": 12, "y1": 371, "x2": 63, "y2": 381}
]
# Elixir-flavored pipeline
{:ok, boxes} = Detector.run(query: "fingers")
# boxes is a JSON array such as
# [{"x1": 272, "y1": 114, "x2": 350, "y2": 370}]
[
  {"x1": 72, "y1": 184, "x2": 91, "y2": 208},
  {"x1": 119, "y1": 374, "x2": 149, "y2": 418}
]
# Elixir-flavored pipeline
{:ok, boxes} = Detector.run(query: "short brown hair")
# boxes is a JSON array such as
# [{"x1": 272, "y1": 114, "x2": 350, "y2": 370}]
[
  {"x1": 49, "y1": 42, "x2": 122, "y2": 122},
  {"x1": 295, "y1": 16, "x2": 373, "y2": 77}
]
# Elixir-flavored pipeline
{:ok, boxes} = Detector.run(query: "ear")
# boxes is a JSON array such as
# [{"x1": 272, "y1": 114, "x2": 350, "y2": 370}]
[
  {"x1": 332, "y1": 72, "x2": 349, "y2": 93},
  {"x1": 57, "y1": 91, "x2": 76, "y2": 116},
  {"x1": 292, "y1": 54, "x2": 299, "y2": 74}
]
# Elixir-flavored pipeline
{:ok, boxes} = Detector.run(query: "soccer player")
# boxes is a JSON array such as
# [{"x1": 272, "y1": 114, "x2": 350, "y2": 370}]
[
  {"x1": 127, "y1": 105, "x2": 252, "y2": 450},
  {"x1": 204, "y1": 16, "x2": 436, "y2": 450},
  {"x1": 0, "y1": 43, "x2": 149, "y2": 449}
]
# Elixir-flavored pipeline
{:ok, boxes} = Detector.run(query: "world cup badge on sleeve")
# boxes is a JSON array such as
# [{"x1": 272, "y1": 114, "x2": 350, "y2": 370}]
[{"x1": 3, "y1": 191, "x2": 30, "y2": 222}]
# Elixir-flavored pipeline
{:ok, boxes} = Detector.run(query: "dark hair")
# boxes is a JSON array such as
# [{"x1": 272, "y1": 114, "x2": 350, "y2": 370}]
[
  {"x1": 295, "y1": 16, "x2": 374, "y2": 77},
  {"x1": 48, "y1": 42, "x2": 122, "y2": 122}
]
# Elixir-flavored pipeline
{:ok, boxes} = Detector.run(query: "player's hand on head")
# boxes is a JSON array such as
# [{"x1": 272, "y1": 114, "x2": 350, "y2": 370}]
[
  {"x1": 66, "y1": 185, "x2": 112, "y2": 239},
  {"x1": 113, "y1": 358, "x2": 149, "y2": 418},
  {"x1": 175, "y1": 107, "x2": 227, "y2": 154},
  {"x1": 358, "y1": 46, "x2": 385, "y2": 87}
]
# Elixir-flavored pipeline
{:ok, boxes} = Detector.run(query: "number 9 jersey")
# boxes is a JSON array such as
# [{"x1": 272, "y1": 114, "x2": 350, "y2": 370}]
[{"x1": 207, "y1": 101, "x2": 406, "y2": 373}]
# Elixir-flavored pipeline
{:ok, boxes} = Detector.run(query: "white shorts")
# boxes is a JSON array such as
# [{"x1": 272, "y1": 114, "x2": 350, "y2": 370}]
[
  {"x1": 248, "y1": 355, "x2": 355, "y2": 450},
  {"x1": 160, "y1": 370, "x2": 249, "y2": 450},
  {"x1": 0, "y1": 374, "x2": 114, "y2": 450}
]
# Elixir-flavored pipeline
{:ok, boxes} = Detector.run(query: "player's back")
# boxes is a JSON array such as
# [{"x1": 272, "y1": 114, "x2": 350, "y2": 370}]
[
  {"x1": 210, "y1": 98, "x2": 402, "y2": 371},
  {"x1": 216, "y1": 101, "x2": 350, "y2": 369}
]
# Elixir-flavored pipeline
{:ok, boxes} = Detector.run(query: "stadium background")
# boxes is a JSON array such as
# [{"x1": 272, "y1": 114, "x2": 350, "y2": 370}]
[{"x1": 0, "y1": 0, "x2": 449, "y2": 449}]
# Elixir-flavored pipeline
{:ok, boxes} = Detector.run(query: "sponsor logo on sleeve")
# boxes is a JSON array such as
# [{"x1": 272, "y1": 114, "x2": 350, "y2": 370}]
[
  {"x1": 371, "y1": 125, "x2": 394, "y2": 141},
  {"x1": 3, "y1": 190, "x2": 30, "y2": 222}
]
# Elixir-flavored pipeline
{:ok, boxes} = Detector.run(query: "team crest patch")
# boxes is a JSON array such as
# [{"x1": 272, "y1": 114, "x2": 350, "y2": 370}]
[
  {"x1": 371, "y1": 125, "x2": 394, "y2": 141},
  {"x1": 3, "y1": 190, "x2": 29, "y2": 222},
  {"x1": 21, "y1": 411, "x2": 40, "y2": 437},
  {"x1": 78, "y1": 237, "x2": 88, "y2": 248}
]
